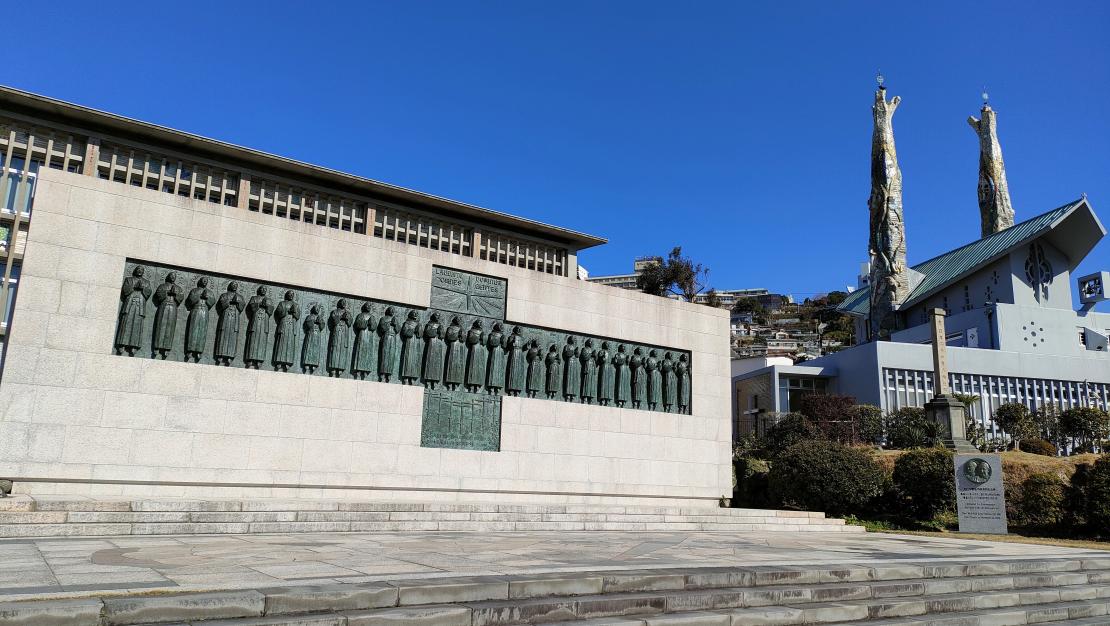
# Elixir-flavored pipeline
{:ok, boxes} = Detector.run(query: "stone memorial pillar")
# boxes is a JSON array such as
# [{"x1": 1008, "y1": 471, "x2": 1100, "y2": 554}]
[{"x1": 924, "y1": 309, "x2": 977, "y2": 452}]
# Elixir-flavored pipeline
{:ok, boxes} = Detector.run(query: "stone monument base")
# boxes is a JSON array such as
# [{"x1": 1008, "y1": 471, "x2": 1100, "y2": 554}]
[{"x1": 925, "y1": 395, "x2": 978, "y2": 452}]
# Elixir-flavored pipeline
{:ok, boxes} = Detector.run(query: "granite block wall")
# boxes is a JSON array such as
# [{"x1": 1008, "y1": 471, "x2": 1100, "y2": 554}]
[{"x1": 0, "y1": 170, "x2": 731, "y2": 505}]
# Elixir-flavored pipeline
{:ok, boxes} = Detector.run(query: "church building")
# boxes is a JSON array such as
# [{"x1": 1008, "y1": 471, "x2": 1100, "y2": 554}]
[{"x1": 734, "y1": 86, "x2": 1109, "y2": 439}]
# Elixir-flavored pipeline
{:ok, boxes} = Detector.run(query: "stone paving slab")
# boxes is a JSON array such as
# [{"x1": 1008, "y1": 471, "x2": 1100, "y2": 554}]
[{"x1": 0, "y1": 530, "x2": 1104, "y2": 602}]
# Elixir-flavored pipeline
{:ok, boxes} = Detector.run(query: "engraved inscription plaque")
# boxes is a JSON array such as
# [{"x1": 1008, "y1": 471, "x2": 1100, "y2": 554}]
[
  {"x1": 421, "y1": 390, "x2": 502, "y2": 451},
  {"x1": 430, "y1": 267, "x2": 506, "y2": 319}
]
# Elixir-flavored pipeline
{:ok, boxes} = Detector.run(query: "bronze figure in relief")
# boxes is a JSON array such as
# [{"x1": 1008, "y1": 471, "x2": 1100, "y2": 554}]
[
  {"x1": 183, "y1": 276, "x2": 215, "y2": 363},
  {"x1": 115, "y1": 265, "x2": 153, "y2": 356}
]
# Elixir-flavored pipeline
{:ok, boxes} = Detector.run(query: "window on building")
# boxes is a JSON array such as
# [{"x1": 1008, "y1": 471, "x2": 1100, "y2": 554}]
[
  {"x1": 2, "y1": 262, "x2": 20, "y2": 330},
  {"x1": 778, "y1": 377, "x2": 828, "y2": 413},
  {"x1": 2, "y1": 156, "x2": 40, "y2": 216}
]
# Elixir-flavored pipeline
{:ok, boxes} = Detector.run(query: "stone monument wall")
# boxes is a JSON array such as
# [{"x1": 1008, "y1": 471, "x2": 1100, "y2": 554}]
[{"x1": 0, "y1": 170, "x2": 731, "y2": 505}]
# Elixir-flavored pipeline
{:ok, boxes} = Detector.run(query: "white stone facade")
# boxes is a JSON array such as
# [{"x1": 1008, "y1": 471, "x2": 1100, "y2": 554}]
[{"x1": 0, "y1": 170, "x2": 731, "y2": 505}]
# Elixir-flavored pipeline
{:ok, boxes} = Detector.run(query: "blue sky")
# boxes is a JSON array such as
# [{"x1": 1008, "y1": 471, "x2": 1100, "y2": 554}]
[{"x1": 7, "y1": 1, "x2": 1108, "y2": 299}]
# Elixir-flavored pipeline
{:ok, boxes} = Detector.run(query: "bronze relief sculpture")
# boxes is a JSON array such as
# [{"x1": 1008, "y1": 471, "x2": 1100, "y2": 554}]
[
  {"x1": 443, "y1": 316, "x2": 466, "y2": 390},
  {"x1": 272, "y1": 290, "x2": 301, "y2": 372},
  {"x1": 114, "y1": 265, "x2": 152, "y2": 356},
  {"x1": 111, "y1": 262, "x2": 696, "y2": 451},
  {"x1": 596, "y1": 341, "x2": 614, "y2": 406},
  {"x1": 630, "y1": 347, "x2": 646, "y2": 409},
  {"x1": 301, "y1": 303, "x2": 325, "y2": 374},
  {"x1": 505, "y1": 325, "x2": 527, "y2": 397},
  {"x1": 545, "y1": 344, "x2": 562, "y2": 399},
  {"x1": 351, "y1": 302, "x2": 378, "y2": 380},
  {"x1": 151, "y1": 272, "x2": 184, "y2": 359},
  {"x1": 326, "y1": 299, "x2": 353, "y2": 377},
  {"x1": 399, "y1": 310, "x2": 422, "y2": 385},
  {"x1": 646, "y1": 349, "x2": 662, "y2": 411},
  {"x1": 579, "y1": 339, "x2": 597, "y2": 404},
  {"x1": 526, "y1": 339, "x2": 544, "y2": 398},
  {"x1": 677, "y1": 353, "x2": 691, "y2": 413},
  {"x1": 661, "y1": 351, "x2": 677, "y2": 412},
  {"x1": 485, "y1": 322, "x2": 506, "y2": 394},
  {"x1": 562, "y1": 336, "x2": 580, "y2": 402},
  {"x1": 464, "y1": 320, "x2": 486, "y2": 393},
  {"x1": 243, "y1": 285, "x2": 274, "y2": 369},
  {"x1": 214, "y1": 281, "x2": 245, "y2": 365},
  {"x1": 377, "y1": 306, "x2": 401, "y2": 382},
  {"x1": 614, "y1": 344, "x2": 631, "y2": 408},
  {"x1": 421, "y1": 312, "x2": 446, "y2": 389},
  {"x1": 183, "y1": 276, "x2": 215, "y2": 363}
]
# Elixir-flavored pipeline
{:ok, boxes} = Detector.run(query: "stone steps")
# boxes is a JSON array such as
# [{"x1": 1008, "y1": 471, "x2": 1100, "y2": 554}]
[
  {"x1": 2, "y1": 557, "x2": 1109, "y2": 625},
  {"x1": 0, "y1": 496, "x2": 862, "y2": 537}
]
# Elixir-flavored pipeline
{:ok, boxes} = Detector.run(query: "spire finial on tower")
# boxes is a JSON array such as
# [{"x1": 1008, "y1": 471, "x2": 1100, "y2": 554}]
[{"x1": 968, "y1": 91, "x2": 1015, "y2": 237}]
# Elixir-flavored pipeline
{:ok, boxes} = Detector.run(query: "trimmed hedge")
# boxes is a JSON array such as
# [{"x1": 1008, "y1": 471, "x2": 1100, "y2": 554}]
[
  {"x1": 1018, "y1": 438, "x2": 1057, "y2": 457},
  {"x1": 892, "y1": 448, "x2": 955, "y2": 520},
  {"x1": 767, "y1": 440, "x2": 884, "y2": 517},
  {"x1": 763, "y1": 414, "x2": 824, "y2": 458},
  {"x1": 885, "y1": 407, "x2": 937, "y2": 449},
  {"x1": 1081, "y1": 456, "x2": 1110, "y2": 536},
  {"x1": 733, "y1": 457, "x2": 772, "y2": 509},
  {"x1": 1014, "y1": 472, "x2": 1066, "y2": 529}
]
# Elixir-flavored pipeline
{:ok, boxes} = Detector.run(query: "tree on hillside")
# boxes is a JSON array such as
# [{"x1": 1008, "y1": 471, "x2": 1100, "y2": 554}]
[
  {"x1": 732, "y1": 298, "x2": 766, "y2": 315},
  {"x1": 703, "y1": 289, "x2": 723, "y2": 308},
  {"x1": 637, "y1": 247, "x2": 714, "y2": 304}
]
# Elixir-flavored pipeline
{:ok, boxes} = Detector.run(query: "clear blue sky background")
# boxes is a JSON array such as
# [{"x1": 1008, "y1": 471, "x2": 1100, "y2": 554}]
[{"x1": 8, "y1": 1, "x2": 1108, "y2": 299}]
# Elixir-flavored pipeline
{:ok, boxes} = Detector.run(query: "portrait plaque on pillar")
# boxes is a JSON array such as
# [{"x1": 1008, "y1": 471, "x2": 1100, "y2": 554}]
[{"x1": 954, "y1": 453, "x2": 1007, "y2": 534}]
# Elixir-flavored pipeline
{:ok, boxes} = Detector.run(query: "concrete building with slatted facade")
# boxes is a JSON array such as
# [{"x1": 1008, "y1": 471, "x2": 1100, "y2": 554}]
[
  {"x1": 0, "y1": 85, "x2": 733, "y2": 505},
  {"x1": 0, "y1": 85, "x2": 606, "y2": 364},
  {"x1": 733, "y1": 199, "x2": 1110, "y2": 441}
]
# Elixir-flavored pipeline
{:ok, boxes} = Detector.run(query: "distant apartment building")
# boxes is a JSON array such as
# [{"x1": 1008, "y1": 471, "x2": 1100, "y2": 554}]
[
  {"x1": 587, "y1": 257, "x2": 793, "y2": 311},
  {"x1": 584, "y1": 256, "x2": 660, "y2": 290}
]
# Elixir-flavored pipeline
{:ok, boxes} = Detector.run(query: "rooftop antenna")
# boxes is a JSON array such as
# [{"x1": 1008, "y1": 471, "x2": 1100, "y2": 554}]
[{"x1": 877, "y1": 70, "x2": 885, "y2": 90}]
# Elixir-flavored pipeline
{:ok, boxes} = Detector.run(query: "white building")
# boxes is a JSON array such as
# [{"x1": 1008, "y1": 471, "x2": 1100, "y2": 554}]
[{"x1": 735, "y1": 199, "x2": 1110, "y2": 437}]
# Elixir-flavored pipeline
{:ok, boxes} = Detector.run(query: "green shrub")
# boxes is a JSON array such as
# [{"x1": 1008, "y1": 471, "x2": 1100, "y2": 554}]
[
  {"x1": 854, "y1": 404, "x2": 884, "y2": 445},
  {"x1": 1060, "y1": 407, "x2": 1110, "y2": 453},
  {"x1": 884, "y1": 407, "x2": 937, "y2": 449},
  {"x1": 1014, "y1": 472, "x2": 1066, "y2": 529},
  {"x1": 767, "y1": 440, "x2": 884, "y2": 517},
  {"x1": 1034, "y1": 404, "x2": 1064, "y2": 449},
  {"x1": 1018, "y1": 438, "x2": 1057, "y2": 456},
  {"x1": 1082, "y1": 456, "x2": 1110, "y2": 536},
  {"x1": 994, "y1": 403, "x2": 1035, "y2": 447},
  {"x1": 763, "y1": 413, "x2": 824, "y2": 457},
  {"x1": 1063, "y1": 462, "x2": 1092, "y2": 530},
  {"x1": 733, "y1": 456, "x2": 771, "y2": 508},
  {"x1": 797, "y1": 395, "x2": 858, "y2": 443},
  {"x1": 892, "y1": 448, "x2": 955, "y2": 520}
]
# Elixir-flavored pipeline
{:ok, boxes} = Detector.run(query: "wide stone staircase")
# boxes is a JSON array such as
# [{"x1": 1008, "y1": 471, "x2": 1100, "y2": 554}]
[
  {"x1": 0, "y1": 496, "x2": 861, "y2": 537},
  {"x1": 4, "y1": 557, "x2": 1110, "y2": 625}
]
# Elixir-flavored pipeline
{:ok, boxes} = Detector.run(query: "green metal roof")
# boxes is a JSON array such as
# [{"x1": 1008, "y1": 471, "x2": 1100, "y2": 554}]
[{"x1": 840, "y1": 199, "x2": 1086, "y2": 316}]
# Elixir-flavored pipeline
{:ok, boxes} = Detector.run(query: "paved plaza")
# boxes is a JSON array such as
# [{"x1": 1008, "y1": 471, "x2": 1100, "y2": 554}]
[{"x1": 1, "y1": 530, "x2": 1105, "y2": 602}]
